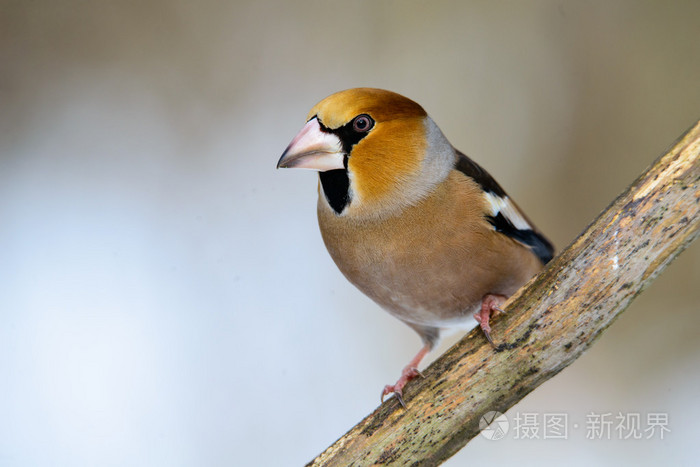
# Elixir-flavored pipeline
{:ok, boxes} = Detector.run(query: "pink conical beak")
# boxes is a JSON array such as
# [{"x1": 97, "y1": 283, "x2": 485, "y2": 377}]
[{"x1": 277, "y1": 118, "x2": 345, "y2": 171}]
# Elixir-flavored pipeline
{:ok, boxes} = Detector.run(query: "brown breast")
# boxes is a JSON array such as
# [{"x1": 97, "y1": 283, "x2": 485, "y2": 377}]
[{"x1": 317, "y1": 171, "x2": 543, "y2": 329}]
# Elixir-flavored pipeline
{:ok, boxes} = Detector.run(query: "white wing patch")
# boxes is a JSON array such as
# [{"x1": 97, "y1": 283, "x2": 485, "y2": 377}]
[{"x1": 484, "y1": 192, "x2": 532, "y2": 231}]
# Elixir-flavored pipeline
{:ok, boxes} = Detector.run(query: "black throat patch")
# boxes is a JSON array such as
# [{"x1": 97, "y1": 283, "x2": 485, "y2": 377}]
[{"x1": 319, "y1": 169, "x2": 350, "y2": 214}]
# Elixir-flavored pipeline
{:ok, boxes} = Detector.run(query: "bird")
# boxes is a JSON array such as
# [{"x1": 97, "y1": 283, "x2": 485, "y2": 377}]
[{"x1": 277, "y1": 88, "x2": 554, "y2": 407}]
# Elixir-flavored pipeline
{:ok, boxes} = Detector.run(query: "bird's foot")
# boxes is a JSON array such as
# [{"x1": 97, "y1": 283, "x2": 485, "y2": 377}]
[
  {"x1": 380, "y1": 344, "x2": 431, "y2": 408},
  {"x1": 473, "y1": 294, "x2": 508, "y2": 347},
  {"x1": 381, "y1": 365, "x2": 424, "y2": 408}
]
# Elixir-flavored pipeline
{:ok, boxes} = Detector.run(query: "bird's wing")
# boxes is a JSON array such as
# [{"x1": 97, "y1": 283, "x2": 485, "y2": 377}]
[{"x1": 454, "y1": 150, "x2": 555, "y2": 264}]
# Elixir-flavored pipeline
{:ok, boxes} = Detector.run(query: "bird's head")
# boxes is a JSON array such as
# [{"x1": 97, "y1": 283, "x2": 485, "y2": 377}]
[{"x1": 277, "y1": 88, "x2": 455, "y2": 218}]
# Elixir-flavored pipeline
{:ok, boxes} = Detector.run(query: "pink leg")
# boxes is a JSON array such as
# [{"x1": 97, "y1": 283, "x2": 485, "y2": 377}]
[
  {"x1": 473, "y1": 294, "x2": 507, "y2": 347},
  {"x1": 381, "y1": 344, "x2": 431, "y2": 408}
]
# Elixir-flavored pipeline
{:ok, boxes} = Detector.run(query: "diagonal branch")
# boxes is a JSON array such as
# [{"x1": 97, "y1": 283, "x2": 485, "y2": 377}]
[{"x1": 308, "y1": 120, "x2": 700, "y2": 466}]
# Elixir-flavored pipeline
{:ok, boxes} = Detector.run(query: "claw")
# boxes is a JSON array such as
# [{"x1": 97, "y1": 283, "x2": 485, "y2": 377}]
[
  {"x1": 482, "y1": 328, "x2": 495, "y2": 347},
  {"x1": 479, "y1": 316, "x2": 496, "y2": 347},
  {"x1": 381, "y1": 386, "x2": 407, "y2": 408},
  {"x1": 394, "y1": 391, "x2": 406, "y2": 409}
]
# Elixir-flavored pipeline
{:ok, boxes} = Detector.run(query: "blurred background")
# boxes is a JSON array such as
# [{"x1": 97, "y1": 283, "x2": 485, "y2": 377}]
[{"x1": 1, "y1": 1, "x2": 699, "y2": 465}]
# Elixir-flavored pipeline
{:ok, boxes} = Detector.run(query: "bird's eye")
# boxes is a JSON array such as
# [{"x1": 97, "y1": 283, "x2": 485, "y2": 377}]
[{"x1": 352, "y1": 114, "x2": 374, "y2": 133}]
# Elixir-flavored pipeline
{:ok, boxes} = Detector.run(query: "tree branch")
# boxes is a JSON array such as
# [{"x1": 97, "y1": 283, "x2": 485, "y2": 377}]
[{"x1": 308, "y1": 120, "x2": 700, "y2": 466}]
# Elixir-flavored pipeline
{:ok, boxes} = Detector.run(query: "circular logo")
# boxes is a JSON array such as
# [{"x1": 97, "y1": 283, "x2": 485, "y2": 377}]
[{"x1": 479, "y1": 411, "x2": 509, "y2": 441}]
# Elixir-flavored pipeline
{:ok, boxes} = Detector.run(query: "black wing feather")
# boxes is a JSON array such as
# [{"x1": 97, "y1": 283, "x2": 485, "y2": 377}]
[{"x1": 454, "y1": 151, "x2": 555, "y2": 265}]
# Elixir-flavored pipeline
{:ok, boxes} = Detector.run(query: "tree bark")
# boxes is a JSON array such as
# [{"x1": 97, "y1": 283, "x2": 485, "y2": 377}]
[{"x1": 307, "y1": 120, "x2": 700, "y2": 466}]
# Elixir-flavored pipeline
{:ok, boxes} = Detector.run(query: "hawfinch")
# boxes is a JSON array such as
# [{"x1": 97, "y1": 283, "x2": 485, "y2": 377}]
[{"x1": 277, "y1": 88, "x2": 554, "y2": 407}]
